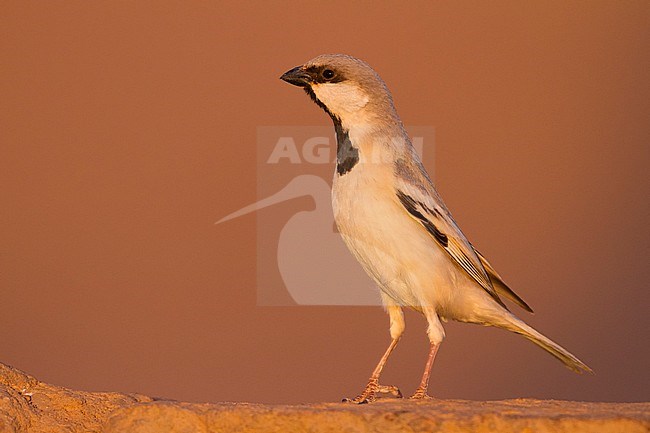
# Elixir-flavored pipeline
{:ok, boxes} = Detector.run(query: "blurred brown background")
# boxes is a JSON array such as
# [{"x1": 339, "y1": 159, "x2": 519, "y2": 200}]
[{"x1": 1, "y1": 1, "x2": 648, "y2": 404}]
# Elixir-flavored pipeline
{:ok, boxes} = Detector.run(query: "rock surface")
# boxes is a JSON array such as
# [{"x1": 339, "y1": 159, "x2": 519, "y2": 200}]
[{"x1": 1, "y1": 362, "x2": 648, "y2": 433}]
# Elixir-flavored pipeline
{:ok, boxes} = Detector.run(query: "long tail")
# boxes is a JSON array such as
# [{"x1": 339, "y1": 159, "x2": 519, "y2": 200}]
[{"x1": 502, "y1": 315, "x2": 593, "y2": 374}]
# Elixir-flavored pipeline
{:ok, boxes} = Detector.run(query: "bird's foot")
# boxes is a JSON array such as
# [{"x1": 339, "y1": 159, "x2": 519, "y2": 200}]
[
  {"x1": 409, "y1": 387, "x2": 434, "y2": 400},
  {"x1": 343, "y1": 379, "x2": 402, "y2": 404}
]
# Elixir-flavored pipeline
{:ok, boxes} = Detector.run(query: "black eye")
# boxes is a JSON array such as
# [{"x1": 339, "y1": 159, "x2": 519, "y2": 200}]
[{"x1": 322, "y1": 69, "x2": 335, "y2": 80}]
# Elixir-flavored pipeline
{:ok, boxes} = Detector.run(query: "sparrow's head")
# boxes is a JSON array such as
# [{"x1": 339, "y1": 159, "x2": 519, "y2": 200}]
[{"x1": 280, "y1": 54, "x2": 398, "y2": 125}]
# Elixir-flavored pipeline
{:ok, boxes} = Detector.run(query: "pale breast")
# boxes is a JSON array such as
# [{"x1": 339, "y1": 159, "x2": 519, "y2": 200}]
[{"x1": 332, "y1": 162, "x2": 458, "y2": 308}]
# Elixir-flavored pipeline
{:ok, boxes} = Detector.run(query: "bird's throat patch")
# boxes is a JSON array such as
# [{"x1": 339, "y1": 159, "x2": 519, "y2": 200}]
[
  {"x1": 303, "y1": 86, "x2": 359, "y2": 176},
  {"x1": 333, "y1": 118, "x2": 359, "y2": 176}
]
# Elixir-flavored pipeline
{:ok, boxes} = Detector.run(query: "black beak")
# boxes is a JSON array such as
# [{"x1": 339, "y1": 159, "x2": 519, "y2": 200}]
[{"x1": 280, "y1": 66, "x2": 312, "y2": 87}]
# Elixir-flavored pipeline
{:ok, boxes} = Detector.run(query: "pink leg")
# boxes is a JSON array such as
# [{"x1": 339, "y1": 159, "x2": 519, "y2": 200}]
[
  {"x1": 344, "y1": 338, "x2": 403, "y2": 404},
  {"x1": 410, "y1": 343, "x2": 440, "y2": 399}
]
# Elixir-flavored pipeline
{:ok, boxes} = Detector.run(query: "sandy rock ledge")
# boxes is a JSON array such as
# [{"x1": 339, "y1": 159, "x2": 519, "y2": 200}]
[{"x1": 1, "y1": 362, "x2": 647, "y2": 433}]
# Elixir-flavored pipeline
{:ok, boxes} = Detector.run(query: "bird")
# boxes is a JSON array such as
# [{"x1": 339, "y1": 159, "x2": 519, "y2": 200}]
[{"x1": 279, "y1": 54, "x2": 592, "y2": 404}]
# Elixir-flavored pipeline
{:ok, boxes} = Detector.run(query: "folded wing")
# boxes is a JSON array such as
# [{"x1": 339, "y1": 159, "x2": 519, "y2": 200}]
[{"x1": 395, "y1": 185, "x2": 507, "y2": 310}]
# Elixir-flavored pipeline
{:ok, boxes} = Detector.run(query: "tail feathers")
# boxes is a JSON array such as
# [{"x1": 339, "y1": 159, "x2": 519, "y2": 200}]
[{"x1": 504, "y1": 316, "x2": 593, "y2": 374}]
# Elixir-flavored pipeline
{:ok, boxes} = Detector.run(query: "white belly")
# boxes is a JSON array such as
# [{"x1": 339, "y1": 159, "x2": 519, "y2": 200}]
[{"x1": 332, "y1": 163, "x2": 461, "y2": 311}]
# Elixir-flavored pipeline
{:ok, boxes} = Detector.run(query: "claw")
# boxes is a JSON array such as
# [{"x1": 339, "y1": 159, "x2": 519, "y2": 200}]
[
  {"x1": 343, "y1": 380, "x2": 403, "y2": 404},
  {"x1": 377, "y1": 384, "x2": 403, "y2": 398},
  {"x1": 409, "y1": 387, "x2": 434, "y2": 400},
  {"x1": 342, "y1": 395, "x2": 372, "y2": 404}
]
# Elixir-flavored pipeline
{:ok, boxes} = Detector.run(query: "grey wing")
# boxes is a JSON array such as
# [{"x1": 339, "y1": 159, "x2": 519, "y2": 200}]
[{"x1": 394, "y1": 182, "x2": 508, "y2": 310}]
